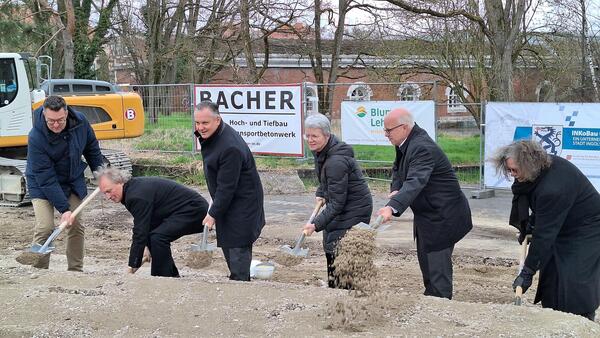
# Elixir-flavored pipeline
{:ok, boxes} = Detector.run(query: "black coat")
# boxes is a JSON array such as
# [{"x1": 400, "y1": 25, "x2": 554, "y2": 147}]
[
  {"x1": 387, "y1": 124, "x2": 472, "y2": 252},
  {"x1": 122, "y1": 177, "x2": 209, "y2": 268},
  {"x1": 313, "y1": 135, "x2": 373, "y2": 253},
  {"x1": 196, "y1": 122, "x2": 265, "y2": 248},
  {"x1": 524, "y1": 156, "x2": 600, "y2": 314}
]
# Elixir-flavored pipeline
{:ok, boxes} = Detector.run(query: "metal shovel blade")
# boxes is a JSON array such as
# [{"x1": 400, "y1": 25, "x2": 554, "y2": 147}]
[
  {"x1": 279, "y1": 232, "x2": 309, "y2": 257},
  {"x1": 279, "y1": 243, "x2": 309, "y2": 258},
  {"x1": 354, "y1": 221, "x2": 371, "y2": 230},
  {"x1": 30, "y1": 243, "x2": 56, "y2": 254},
  {"x1": 30, "y1": 226, "x2": 63, "y2": 254},
  {"x1": 191, "y1": 224, "x2": 216, "y2": 252},
  {"x1": 353, "y1": 215, "x2": 388, "y2": 232}
]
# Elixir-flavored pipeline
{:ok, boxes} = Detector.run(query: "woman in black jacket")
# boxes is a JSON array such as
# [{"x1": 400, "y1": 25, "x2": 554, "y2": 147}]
[
  {"x1": 493, "y1": 140, "x2": 600, "y2": 321},
  {"x1": 302, "y1": 113, "x2": 373, "y2": 288}
]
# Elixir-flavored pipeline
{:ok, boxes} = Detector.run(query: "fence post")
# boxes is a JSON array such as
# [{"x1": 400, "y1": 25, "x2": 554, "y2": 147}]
[
  {"x1": 471, "y1": 100, "x2": 495, "y2": 199},
  {"x1": 190, "y1": 83, "x2": 197, "y2": 154}
]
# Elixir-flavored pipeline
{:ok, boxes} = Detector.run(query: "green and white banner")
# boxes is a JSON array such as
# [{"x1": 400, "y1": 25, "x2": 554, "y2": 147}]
[{"x1": 341, "y1": 101, "x2": 436, "y2": 145}]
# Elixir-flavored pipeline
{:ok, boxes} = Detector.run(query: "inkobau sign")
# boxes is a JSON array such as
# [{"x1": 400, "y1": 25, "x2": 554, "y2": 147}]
[{"x1": 194, "y1": 84, "x2": 303, "y2": 156}]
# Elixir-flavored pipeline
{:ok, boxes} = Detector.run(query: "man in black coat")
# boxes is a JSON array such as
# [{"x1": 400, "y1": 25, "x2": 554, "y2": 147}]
[
  {"x1": 302, "y1": 113, "x2": 372, "y2": 288},
  {"x1": 98, "y1": 168, "x2": 209, "y2": 277},
  {"x1": 493, "y1": 140, "x2": 600, "y2": 321},
  {"x1": 194, "y1": 101, "x2": 265, "y2": 281},
  {"x1": 377, "y1": 108, "x2": 472, "y2": 299}
]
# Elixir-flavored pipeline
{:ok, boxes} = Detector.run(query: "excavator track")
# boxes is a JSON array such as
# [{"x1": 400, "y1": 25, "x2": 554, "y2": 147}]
[
  {"x1": 0, "y1": 157, "x2": 29, "y2": 207},
  {"x1": 0, "y1": 149, "x2": 132, "y2": 207}
]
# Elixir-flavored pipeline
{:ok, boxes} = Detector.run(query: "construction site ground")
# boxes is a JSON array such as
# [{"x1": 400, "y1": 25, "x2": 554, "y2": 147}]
[{"x1": 1, "y1": 187, "x2": 598, "y2": 337}]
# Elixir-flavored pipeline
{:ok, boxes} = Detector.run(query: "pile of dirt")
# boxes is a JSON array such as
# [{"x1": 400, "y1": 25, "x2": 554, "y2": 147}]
[
  {"x1": 325, "y1": 228, "x2": 386, "y2": 332},
  {"x1": 332, "y1": 228, "x2": 377, "y2": 292},
  {"x1": 15, "y1": 251, "x2": 48, "y2": 266},
  {"x1": 272, "y1": 251, "x2": 304, "y2": 267},
  {"x1": 186, "y1": 251, "x2": 213, "y2": 269}
]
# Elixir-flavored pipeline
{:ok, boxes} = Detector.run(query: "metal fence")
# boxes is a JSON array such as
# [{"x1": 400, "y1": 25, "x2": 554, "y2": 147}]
[
  {"x1": 105, "y1": 82, "x2": 484, "y2": 187},
  {"x1": 102, "y1": 83, "x2": 195, "y2": 154}
]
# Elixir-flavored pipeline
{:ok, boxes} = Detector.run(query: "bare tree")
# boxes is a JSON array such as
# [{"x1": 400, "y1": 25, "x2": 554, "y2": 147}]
[{"x1": 375, "y1": 0, "x2": 535, "y2": 102}]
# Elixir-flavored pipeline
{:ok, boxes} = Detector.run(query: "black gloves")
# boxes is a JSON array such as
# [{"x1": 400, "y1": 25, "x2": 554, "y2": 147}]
[
  {"x1": 513, "y1": 265, "x2": 535, "y2": 293},
  {"x1": 518, "y1": 223, "x2": 534, "y2": 245}
]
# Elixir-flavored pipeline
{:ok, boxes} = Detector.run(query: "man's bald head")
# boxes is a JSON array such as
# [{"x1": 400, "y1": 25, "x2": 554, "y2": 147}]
[
  {"x1": 383, "y1": 108, "x2": 415, "y2": 146},
  {"x1": 384, "y1": 108, "x2": 415, "y2": 128}
]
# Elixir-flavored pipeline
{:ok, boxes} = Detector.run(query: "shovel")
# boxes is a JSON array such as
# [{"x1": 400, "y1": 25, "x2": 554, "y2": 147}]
[
  {"x1": 16, "y1": 187, "x2": 101, "y2": 266},
  {"x1": 354, "y1": 215, "x2": 390, "y2": 232},
  {"x1": 514, "y1": 234, "x2": 532, "y2": 306},
  {"x1": 279, "y1": 199, "x2": 325, "y2": 258},
  {"x1": 191, "y1": 224, "x2": 216, "y2": 252},
  {"x1": 31, "y1": 187, "x2": 101, "y2": 255}
]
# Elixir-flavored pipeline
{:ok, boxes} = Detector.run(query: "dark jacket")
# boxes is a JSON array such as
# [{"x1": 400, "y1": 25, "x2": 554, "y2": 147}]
[
  {"x1": 387, "y1": 124, "x2": 472, "y2": 252},
  {"x1": 26, "y1": 106, "x2": 104, "y2": 213},
  {"x1": 122, "y1": 177, "x2": 209, "y2": 268},
  {"x1": 196, "y1": 122, "x2": 265, "y2": 248},
  {"x1": 523, "y1": 156, "x2": 600, "y2": 315},
  {"x1": 313, "y1": 135, "x2": 373, "y2": 253}
]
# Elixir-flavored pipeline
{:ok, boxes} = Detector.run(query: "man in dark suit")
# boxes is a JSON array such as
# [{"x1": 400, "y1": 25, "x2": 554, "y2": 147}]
[
  {"x1": 97, "y1": 168, "x2": 209, "y2": 277},
  {"x1": 194, "y1": 101, "x2": 265, "y2": 281},
  {"x1": 377, "y1": 108, "x2": 472, "y2": 299}
]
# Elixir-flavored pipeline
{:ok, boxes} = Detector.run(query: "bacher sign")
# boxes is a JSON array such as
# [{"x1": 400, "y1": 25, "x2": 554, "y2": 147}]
[{"x1": 194, "y1": 84, "x2": 303, "y2": 156}]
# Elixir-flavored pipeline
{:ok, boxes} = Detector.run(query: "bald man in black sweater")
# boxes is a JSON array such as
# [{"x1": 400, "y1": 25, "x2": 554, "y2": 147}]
[{"x1": 98, "y1": 169, "x2": 208, "y2": 277}]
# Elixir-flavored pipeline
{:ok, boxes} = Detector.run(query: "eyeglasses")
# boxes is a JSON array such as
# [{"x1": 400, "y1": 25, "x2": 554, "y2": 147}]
[
  {"x1": 45, "y1": 117, "x2": 67, "y2": 126},
  {"x1": 384, "y1": 124, "x2": 405, "y2": 135}
]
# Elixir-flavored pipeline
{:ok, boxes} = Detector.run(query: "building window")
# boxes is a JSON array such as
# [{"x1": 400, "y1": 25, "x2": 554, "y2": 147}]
[
  {"x1": 398, "y1": 83, "x2": 421, "y2": 101},
  {"x1": 536, "y1": 80, "x2": 555, "y2": 102},
  {"x1": 304, "y1": 83, "x2": 319, "y2": 115},
  {"x1": 346, "y1": 82, "x2": 373, "y2": 101},
  {"x1": 446, "y1": 85, "x2": 467, "y2": 113}
]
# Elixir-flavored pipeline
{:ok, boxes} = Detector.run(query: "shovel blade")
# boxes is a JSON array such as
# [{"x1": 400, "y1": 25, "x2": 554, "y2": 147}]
[
  {"x1": 190, "y1": 243, "x2": 216, "y2": 252},
  {"x1": 279, "y1": 244, "x2": 294, "y2": 254},
  {"x1": 292, "y1": 247, "x2": 309, "y2": 257},
  {"x1": 354, "y1": 221, "x2": 371, "y2": 230},
  {"x1": 279, "y1": 244, "x2": 309, "y2": 258},
  {"x1": 30, "y1": 243, "x2": 55, "y2": 254},
  {"x1": 514, "y1": 296, "x2": 522, "y2": 306}
]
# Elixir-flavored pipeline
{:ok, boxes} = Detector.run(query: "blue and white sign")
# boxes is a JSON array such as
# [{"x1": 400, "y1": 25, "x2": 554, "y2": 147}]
[{"x1": 484, "y1": 102, "x2": 600, "y2": 191}]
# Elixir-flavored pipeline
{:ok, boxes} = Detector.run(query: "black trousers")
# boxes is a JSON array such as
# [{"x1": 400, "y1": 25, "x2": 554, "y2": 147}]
[
  {"x1": 148, "y1": 220, "x2": 203, "y2": 277},
  {"x1": 416, "y1": 238, "x2": 454, "y2": 300},
  {"x1": 222, "y1": 246, "x2": 252, "y2": 281},
  {"x1": 326, "y1": 252, "x2": 353, "y2": 289}
]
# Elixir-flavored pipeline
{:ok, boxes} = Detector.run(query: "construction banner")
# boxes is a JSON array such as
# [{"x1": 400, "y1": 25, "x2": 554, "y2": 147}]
[
  {"x1": 340, "y1": 101, "x2": 436, "y2": 145},
  {"x1": 194, "y1": 84, "x2": 303, "y2": 156},
  {"x1": 484, "y1": 102, "x2": 600, "y2": 191}
]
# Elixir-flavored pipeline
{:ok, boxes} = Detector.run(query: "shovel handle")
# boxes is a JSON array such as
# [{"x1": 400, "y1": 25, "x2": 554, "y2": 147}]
[
  {"x1": 306, "y1": 199, "x2": 325, "y2": 225},
  {"x1": 293, "y1": 232, "x2": 306, "y2": 250},
  {"x1": 38, "y1": 187, "x2": 101, "y2": 251},
  {"x1": 517, "y1": 234, "x2": 531, "y2": 272},
  {"x1": 514, "y1": 235, "x2": 531, "y2": 305},
  {"x1": 57, "y1": 187, "x2": 101, "y2": 231},
  {"x1": 201, "y1": 224, "x2": 209, "y2": 246},
  {"x1": 292, "y1": 200, "x2": 324, "y2": 250},
  {"x1": 371, "y1": 215, "x2": 385, "y2": 230}
]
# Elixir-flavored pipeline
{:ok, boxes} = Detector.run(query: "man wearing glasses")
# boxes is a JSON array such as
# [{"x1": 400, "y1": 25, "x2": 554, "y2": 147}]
[
  {"x1": 25, "y1": 95, "x2": 104, "y2": 271},
  {"x1": 377, "y1": 108, "x2": 472, "y2": 300}
]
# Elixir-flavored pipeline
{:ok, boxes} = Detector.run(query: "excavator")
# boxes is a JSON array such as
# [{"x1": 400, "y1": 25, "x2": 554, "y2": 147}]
[{"x1": 0, "y1": 52, "x2": 144, "y2": 206}]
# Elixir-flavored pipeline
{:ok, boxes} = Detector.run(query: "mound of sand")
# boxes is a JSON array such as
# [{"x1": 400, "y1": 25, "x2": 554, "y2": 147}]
[{"x1": 186, "y1": 251, "x2": 213, "y2": 269}]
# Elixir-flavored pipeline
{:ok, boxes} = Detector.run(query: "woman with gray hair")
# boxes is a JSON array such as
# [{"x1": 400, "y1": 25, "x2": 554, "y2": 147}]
[
  {"x1": 492, "y1": 140, "x2": 600, "y2": 321},
  {"x1": 302, "y1": 113, "x2": 372, "y2": 288}
]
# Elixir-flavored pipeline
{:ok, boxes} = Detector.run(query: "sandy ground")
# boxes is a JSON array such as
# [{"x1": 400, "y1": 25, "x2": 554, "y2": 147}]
[{"x1": 1, "y1": 188, "x2": 599, "y2": 337}]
